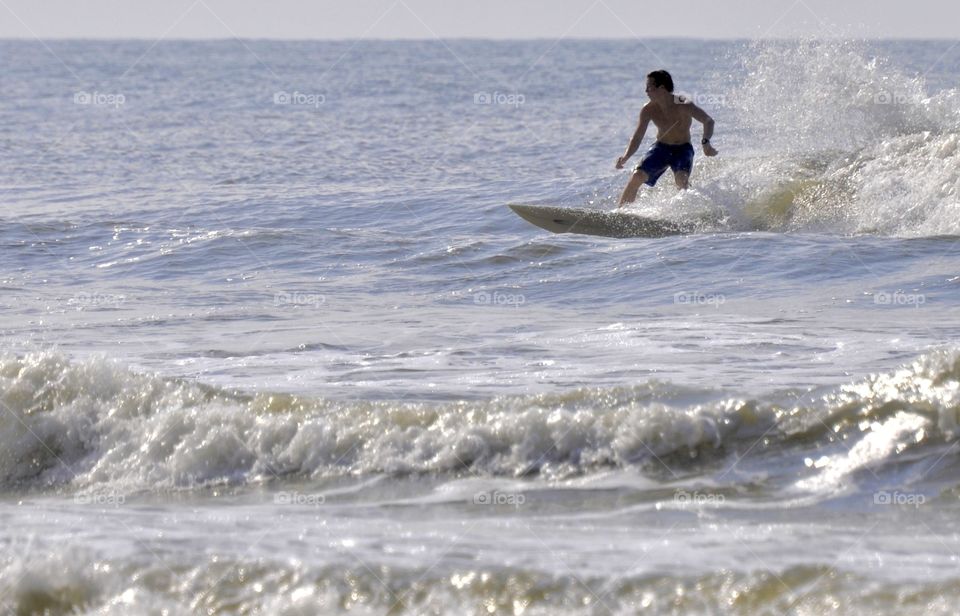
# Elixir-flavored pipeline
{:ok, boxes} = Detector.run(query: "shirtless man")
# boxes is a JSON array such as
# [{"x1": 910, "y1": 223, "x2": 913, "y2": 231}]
[{"x1": 616, "y1": 70, "x2": 718, "y2": 206}]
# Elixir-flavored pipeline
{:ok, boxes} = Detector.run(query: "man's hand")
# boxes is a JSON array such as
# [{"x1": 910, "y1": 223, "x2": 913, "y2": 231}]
[
  {"x1": 616, "y1": 156, "x2": 627, "y2": 169},
  {"x1": 703, "y1": 143, "x2": 718, "y2": 157}
]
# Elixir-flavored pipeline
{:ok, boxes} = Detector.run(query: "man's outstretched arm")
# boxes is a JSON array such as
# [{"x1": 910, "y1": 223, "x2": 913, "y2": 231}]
[
  {"x1": 616, "y1": 109, "x2": 651, "y2": 168},
  {"x1": 690, "y1": 104, "x2": 717, "y2": 156}
]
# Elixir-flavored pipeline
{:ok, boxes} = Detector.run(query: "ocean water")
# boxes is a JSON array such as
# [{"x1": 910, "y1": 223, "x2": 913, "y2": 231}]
[{"x1": 1, "y1": 38, "x2": 960, "y2": 614}]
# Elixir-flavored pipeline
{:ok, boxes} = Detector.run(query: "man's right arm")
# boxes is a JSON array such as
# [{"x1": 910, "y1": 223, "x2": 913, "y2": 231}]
[{"x1": 616, "y1": 108, "x2": 650, "y2": 169}]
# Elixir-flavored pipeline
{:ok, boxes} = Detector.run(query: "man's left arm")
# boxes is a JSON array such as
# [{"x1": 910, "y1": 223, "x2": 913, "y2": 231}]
[{"x1": 690, "y1": 104, "x2": 717, "y2": 157}]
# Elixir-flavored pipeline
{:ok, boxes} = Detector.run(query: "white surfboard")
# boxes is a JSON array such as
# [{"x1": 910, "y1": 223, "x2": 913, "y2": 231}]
[{"x1": 509, "y1": 204, "x2": 692, "y2": 238}]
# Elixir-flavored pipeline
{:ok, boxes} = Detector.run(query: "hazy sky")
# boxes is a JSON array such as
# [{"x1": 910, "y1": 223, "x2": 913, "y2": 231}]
[{"x1": 0, "y1": 0, "x2": 957, "y2": 39}]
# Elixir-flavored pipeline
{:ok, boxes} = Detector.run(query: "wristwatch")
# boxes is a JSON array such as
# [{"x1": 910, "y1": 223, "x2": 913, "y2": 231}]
[{"x1": 701, "y1": 138, "x2": 710, "y2": 145}]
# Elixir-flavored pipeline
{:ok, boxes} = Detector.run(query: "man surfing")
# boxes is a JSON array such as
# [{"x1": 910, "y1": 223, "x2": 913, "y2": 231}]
[{"x1": 616, "y1": 70, "x2": 717, "y2": 206}]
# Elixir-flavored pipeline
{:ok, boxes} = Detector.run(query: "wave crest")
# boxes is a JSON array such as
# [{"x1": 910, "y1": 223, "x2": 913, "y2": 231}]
[{"x1": 2, "y1": 349, "x2": 959, "y2": 492}]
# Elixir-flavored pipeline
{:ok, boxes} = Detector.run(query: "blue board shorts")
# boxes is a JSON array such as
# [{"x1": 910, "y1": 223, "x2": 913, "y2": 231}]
[{"x1": 634, "y1": 141, "x2": 695, "y2": 186}]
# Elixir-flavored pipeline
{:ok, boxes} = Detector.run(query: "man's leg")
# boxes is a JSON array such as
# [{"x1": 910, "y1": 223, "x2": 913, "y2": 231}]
[
  {"x1": 673, "y1": 146, "x2": 694, "y2": 190},
  {"x1": 674, "y1": 171, "x2": 690, "y2": 190},
  {"x1": 618, "y1": 170, "x2": 649, "y2": 206}
]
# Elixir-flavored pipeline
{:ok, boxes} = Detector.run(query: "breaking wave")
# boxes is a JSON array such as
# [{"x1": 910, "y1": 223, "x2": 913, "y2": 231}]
[{"x1": 2, "y1": 349, "x2": 959, "y2": 494}]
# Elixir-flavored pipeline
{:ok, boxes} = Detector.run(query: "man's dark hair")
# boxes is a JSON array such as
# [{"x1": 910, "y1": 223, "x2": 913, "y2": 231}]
[{"x1": 647, "y1": 70, "x2": 674, "y2": 92}]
